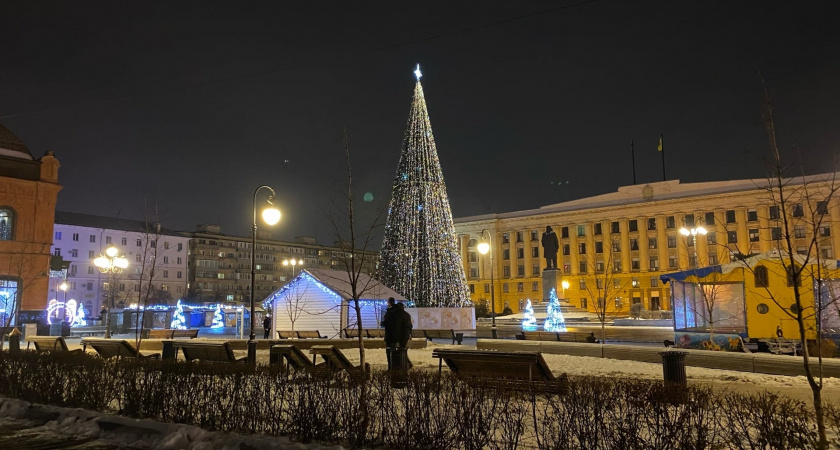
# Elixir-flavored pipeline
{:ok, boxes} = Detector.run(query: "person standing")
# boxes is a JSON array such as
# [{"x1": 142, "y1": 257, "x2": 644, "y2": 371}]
[
  {"x1": 381, "y1": 297, "x2": 399, "y2": 369},
  {"x1": 263, "y1": 314, "x2": 272, "y2": 339}
]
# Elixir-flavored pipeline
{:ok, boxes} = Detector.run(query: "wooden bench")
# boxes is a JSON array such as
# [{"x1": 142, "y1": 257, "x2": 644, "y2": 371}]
[
  {"x1": 70, "y1": 326, "x2": 107, "y2": 337},
  {"x1": 432, "y1": 349, "x2": 555, "y2": 382},
  {"x1": 277, "y1": 330, "x2": 296, "y2": 339},
  {"x1": 411, "y1": 329, "x2": 426, "y2": 339},
  {"x1": 521, "y1": 331, "x2": 560, "y2": 341},
  {"x1": 295, "y1": 330, "x2": 324, "y2": 339},
  {"x1": 309, "y1": 345, "x2": 369, "y2": 378},
  {"x1": 365, "y1": 329, "x2": 385, "y2": 339},
  {"x1": 26, "y1": 336, "x2": 83, "y2": 354},
  {"x1": 171, "y1": 329, "x2": 199, "y2": 339},
  {"x1": 143, "y1": 329, "x2": 173, "y2": 339},
  {"x1": 270, "y1": 344, "x2": 322, "y2": 371},
  {"x1": 82, "y1": 339, "x2": 160, "y2": 359},
  {"x1": 422, "y1": 329, "x2": 464, "y2": 345},
  {"x1": 174, "y1": 341, "x2": 246, "y2": 363}
]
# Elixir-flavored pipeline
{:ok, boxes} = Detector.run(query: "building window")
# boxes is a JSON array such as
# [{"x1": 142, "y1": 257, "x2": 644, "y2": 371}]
[
  {"x1": 707, "y1": 234, "x2": 717, "y2": 245},
  {"x1": 817, "y1": 201, "x2": 829, "y2": 215},
  {"x1": 580, "y1": 298, "x2": 588, "y2": 309},
  {"x1": 53, "y1": 248, "x2": 61, "y2": 256},
  {"x1": 88, "y1": 250, "x2": 94, "y2": 258},
  {"x1": 666, "y1": 216, "x2": 675, "y2": 229},
  {"x1": 669, "y1": 256, "x2": 678, "y2": 268},
  {"x1": 754, "y1": 265, "x2": 769, "y2": 287},
  {"x1": 769, "y1": 206, "x2": 780, "y2": 220},
  {"x1": 89, "y1": 235, "x2": 96, "y2": 243},
  {"x1": 822, "y1": 247, "x2": 834, "y2": 259},
  {"x1": 797, "y1": 246, "x2": 807, "y2": 255},
  {"x1": 177, "y1": 271, "x2": 183, "y2": 279},
  {"x1": 88, "y1": 266, "x2": 94, "y2": 275},
  {"x1": 820, "y1": 225, "x2": 831, "y2": 237},
  {"x1": 725, "y1": 210, "x2": 736, "y2": 223},
  {"x1": 648, "y1": 218, "x2": 656, "y2": 231},
  {"x1": 614, "y1": 297, "x2": 622, "y2": 308},
  {"x1": 611, "y1": 222, "x2": 620, "y2": 233},
  {"x1": 531, "y1": 230, "x2": 539, "y2": 241},
  {"x1": 631, "y1": 258, "x2": 640, "y2": 271},
  {"x1": 54, "y1": 231, "x2": 62, "y2": 240},
  {"x1": 105, "y1": 236, "x2": 112, "y2": 244},
  {"x1": 135, "y1": 254, "x2": 141, "y2": 262},
  {"x1": 650, "y1": 277, "x2": 659, "y2": 287},
  {"x1": 532, "y1": 247, "x2": 539, "y2": 258},
  {"x1": 629, "y1": 238, "x2": 639, "y2": 251},
  {"x1": 136, "y1": 239, "x2": 142, "y2": 247},
  {"x1": 561, "y1": 227, "x2": 569, "y2": 238},
  {"x1": 595, "y1": 241, "x2": 603, "y2": 253},
  {"x1": 468, "y1": 251, "x2": 477, "y2": 263},
  {"x1": 708, "y1": 254, "x2": 718, "y2": 265},
  {"x1": 469, "y1": 284, "x2": 475, "y2": 294},
  {"x1": 516, "y1": 231, "x2": 523, "y2": 243},
  {"x1": 786, "y1": 265, "x2": 801, "y2": 287},
  {"x1": 749, "y1": 229, "x2": 759, "y2": 242},
  {"x1": 593, "y1": 223, "x2": 602, "y2": 235},
  {"x1": 503, "y1": 283, "x2": 509, "y2": 293},
  {"x1": 563, "y1": 244, "x2": 570, "y2": 256},
  {"x1": 517, "y1": 265, "x2": 525, "y2": 277},
  {"x1": 596, "y1": 261, "x2": 604, "y2": 272},
  {"x1": 727, "y1": 231, "x2": 738, "y2": 244},
  {"x1": 684, "y1": 214, "x2": 695, "y2": 227},
  {"x1": 72, "y1": 233, "x2": 79, "y2": 241},
  {"x1": 596, "y1": 279, "x2": 604, "y2": 289},
  {"x1": 613, "y1": 261, "x2": 622, "y2": 273},
  {"x1": 517, "y1": 248, "x2": 524, "y2": 259},
  {"x1": 502, "y1": 233, "x2": 509, "y2": 244},
  {"x1": 705, "y1": 212, "x2": 716, "y2": 226},
  {"x1": 649, "y1": 238, "x2": 658, "y2": 249},
  {"x1": 579, "y1": 279, "x2": 586, "y2": 290},
  {"x1": 688, "y1": 255, "x2": 697, "y2": 267},
  {"x1": 614, "y1": 279, "x2": 621, "y2": 289},
  {"x1": 794, "y1": 225, "x2": 806, "y2": 239},
  {"x1": 517, "y1": 282, "x2": 524, "y2": 293},
  {"x1": 503, "y1": 249, "x2": 510, "y2": 260},
  {"x1": 771, "y1": 227, "x2": 782, "y2": 240},
  {"x1": 628, "y1": 220, "x2": 638, "y2": 232},
  {"x1": 70, "y1": 249, "x2": 78, "y2": 258},
  {"x1": 747, "y1": 209, "x2": 758, "y2": 222},
  {"x1": 0, "y1": 208, "x2": 15, "y2": 240},
  {"x1": 579, "y1": 261, "x2": 587, "y2": 273},
  {"x1": 793, "y1": 203, "x2": 804, "y2": 217},
  {"x1": 578, "y1": 243, "x2": 586, "y2": 254},
  {"x1": 532, "y1": 265, "x2": 539, "y2": 275},
  {"x1": 649, "y1": 257, "x2": 659, "y2": 270},
  {"x1": 469, "y1": 267, "x2": 478, "y2": 278},
  {"x1": 484, "y1": 283, "x2": 490, "y2": 293},
  {"x1": 178, "y1": 243, "x2": 183, "y2": 251},
  {"x1": 532, "y1": 281, "x2": 539, "y2": 291},
  {"x1": 577, "y1": 225, "x2": 586, "y2": 237},
  {"x1": 612, "y1": 241, "x2": 621, "y2": 252},
  {"x1": 667, "y1": 236, "x2": 677, "y2": 248},
  {"x1": 503, "y1": 266, "x2": 510, "y2": 277}
]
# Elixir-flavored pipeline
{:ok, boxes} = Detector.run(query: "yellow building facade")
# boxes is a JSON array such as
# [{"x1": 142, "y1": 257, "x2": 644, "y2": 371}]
[{"x1": 453, "y1": 174, "x2": 840, "y2": 318}]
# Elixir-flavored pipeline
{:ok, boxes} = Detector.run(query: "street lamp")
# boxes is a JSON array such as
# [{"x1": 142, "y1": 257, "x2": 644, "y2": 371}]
[
  {"x1": 477, "y1": 229, "x2": 497, "y2": 338},
  {"x1": 679, "y1": 224, "x2": 707, "y2": 268},
  {"x1": 249, "y1": 185, "x2": 281, "y2": 366},
  {"x1": 282, "y1": 258, "x2": 303, "y2": 278},
  {"x1": 58, "y1": 280, "x2": 68, "y2": 322},
  {"x1": 561, "y1": 280, "x2": 570, "y2": 298},
  {"x1": 94, "y1": 245, "x2": 128, "y2": 338}
]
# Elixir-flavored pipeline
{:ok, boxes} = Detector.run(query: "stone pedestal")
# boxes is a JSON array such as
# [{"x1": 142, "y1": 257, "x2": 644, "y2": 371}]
[{"x1": 541, "y1": 269, "x2": 561, "y2": 303}]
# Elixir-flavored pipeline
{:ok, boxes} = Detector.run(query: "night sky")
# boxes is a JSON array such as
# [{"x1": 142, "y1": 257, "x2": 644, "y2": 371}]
[{"x1": 1, "y1": 1, "x2": 838, "y2": 245}]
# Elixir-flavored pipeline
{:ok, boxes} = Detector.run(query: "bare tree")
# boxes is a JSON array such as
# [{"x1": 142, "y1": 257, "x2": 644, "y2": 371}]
[
  {"x1": 326, "y1": 129, "x2": 386, "y2": 437},
  {"x1": 131, "y1": 199, "x2": 167, "y2": 351},
  {"x1": 581, "y1": 236, "x2": 629, "y2": 346},
  {"x1": 280, "y1": 281, "x2": 311, "y2": 333},
  {"x1": 0, "y1": 239, "x2": 50, "y2": 349}
]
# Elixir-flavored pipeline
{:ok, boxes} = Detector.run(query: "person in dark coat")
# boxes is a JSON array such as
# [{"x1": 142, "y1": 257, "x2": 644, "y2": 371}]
[
  {"x1": 541, "y1": 225, "x2": 559, "y2": 269},
  {"x1": 381, "y1": 297, "x2": 399, "y2": 369},
  {"x1": 263, "y1": 314, "x2": 271, "y2": 339},
  {"x1": 397, "y1": 302, "x2": 412, "y2": 348}
]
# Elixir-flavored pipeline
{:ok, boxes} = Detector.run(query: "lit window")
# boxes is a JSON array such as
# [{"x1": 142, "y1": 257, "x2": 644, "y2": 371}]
[{"x1": 0, "y1": 208, "x2": 15, "y2": 240}]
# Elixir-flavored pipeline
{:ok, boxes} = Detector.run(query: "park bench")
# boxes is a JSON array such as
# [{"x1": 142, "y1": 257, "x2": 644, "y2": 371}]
[
  {"x1": 309, "y1": 345, "x2": 369, "y2": 378},
  {"x1": 295, "y1": 330, "x2": 325, "y2": 339},
  {"x1": 277, "y1": 330, "x2": 296, "y2": 339},
  {"x1": 270, "y1": 344, "x2": 322, "y2": 371},
  {"x1": 174, "y1": 341, "x2": 246, "y2": 363},
  {"x1": 82, "y1": 338, "x2": 160, "y2": 359},
  {"x1": 171, "y1": 329, "x2": 199, "y2": 339},
  {"x1": 365, "y1": 329, "x2": 385, "y2": 339},
  {"x1": 521, "y1": 331, "x2": 560, "y2": 341},
  {"x1": 411, "y1": 329, "x2": 426, "y2": 339},
  {"x1": 432, "y1": 349, "x2": 556, "y2": 383},
  {"x1": 26, "y1": 336, "x2": 83, "y2": 354},
  {"x1": 343, "y1": 328, "x2": 362, "y2": 339},
  {"x1": 421, "y1": 329, "x2": 464, "y2": 345},
  {"x1": 70, "y1": 326, "x2": 107, "y2": 337},
  {"x1": 143, "y1": 329, "x2": 173, "y2": 339}
]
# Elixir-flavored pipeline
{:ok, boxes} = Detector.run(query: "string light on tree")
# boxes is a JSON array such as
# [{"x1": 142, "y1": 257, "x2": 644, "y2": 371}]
[
  {"x1": 170, "y1": 299, "x2": 187, "y2": 330},
  {"x1": 522, "y1": 299, "x2": 537, "y2": 331},
  {"x1": 544, "y1": 288, "x2": 568, "y2": 332},
  {"x1": 211, "y1": 304, "x2": 225, "y2": 329},
  {"x1": 378, "y1": 65, "x2": 470, "y2": 307}
]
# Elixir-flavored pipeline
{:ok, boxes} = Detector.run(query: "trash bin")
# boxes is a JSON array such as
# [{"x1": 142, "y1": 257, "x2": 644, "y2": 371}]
[
  {"x1": 49, "y1": 321, "x2": 64, "y2": 337},
  {"x1": 659, "y1": 351, "x2": 687, "y2": 385},
  {"x1": 389, "y1": 346, "x2": 409, "y2": 388}
]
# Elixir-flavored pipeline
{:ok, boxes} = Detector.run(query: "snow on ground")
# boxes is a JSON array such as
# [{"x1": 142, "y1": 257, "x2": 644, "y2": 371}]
[{"x1": 0, "y1": 397, "x2": 343, "y2": 450}]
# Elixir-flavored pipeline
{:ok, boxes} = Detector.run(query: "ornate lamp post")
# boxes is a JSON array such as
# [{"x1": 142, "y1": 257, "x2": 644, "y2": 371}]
[
  {"x1": 94, "y1": 245, "x2": 128, "y2": 338},
  {"x1": 679, "y1": 224, "x2": 707, "y2": 269},
  {"x1": 282, "y1": 258, "x2": 303, "y2": 279},
  {"x1": 249, "y1": 185, "x2": 281, "y2": 366},
  {"x1": 477, "y1": 229, "x2": 497, "y2": 338}
]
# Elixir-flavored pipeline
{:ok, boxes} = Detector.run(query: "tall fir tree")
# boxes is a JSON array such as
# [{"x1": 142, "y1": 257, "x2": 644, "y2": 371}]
[
  {"x1": 522, "y1": 299, "x2": 537, "y2": 331},
  {"x1": 379, "y1": 65, "x2": 469, "y2": 307},
  {"x1": 544, "y1": 288, "x2": 568, "y2": 332}
]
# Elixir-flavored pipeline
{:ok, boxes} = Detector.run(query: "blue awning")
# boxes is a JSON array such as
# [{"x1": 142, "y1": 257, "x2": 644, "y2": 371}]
[{"x1": 659, "y1": 265, "x2": 722, "y2": 283}]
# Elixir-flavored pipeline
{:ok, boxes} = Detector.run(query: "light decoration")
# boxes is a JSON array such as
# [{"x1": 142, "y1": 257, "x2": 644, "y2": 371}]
[
  {"x1": 522, "y1": 299, "x2": 537, "y2": 331},
  {"x1": 543, "y1": 288, "x2": 568, "y2": 332},
  {"x1": 170, "y1": 299, "x2": 187, "y2": 330},
  {"x1": 378, "y1": 65, "x2": 470, "y2": 308},
  {"x1": 46, "y1": 299, "x2": 65, "y2": 325},
  {"x1": 65, "y1": 299, "x2": 77, "y2": 325},
  {"x1": 71, "y1": 302, "x2": 87, "y2": 327},
  {"x1": 211, "y1": 304, "x2": 225, "y2": 329}
]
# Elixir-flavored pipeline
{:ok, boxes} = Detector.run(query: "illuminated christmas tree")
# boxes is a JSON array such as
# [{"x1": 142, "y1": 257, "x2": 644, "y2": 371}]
[
  {"x1": 210, "y1": 304, "x2": 225, "y2": 329},
  {"x1": 544, "y1": 288, "x2": 568, "y2": 332},
  {"x1": 170, "y1": 299, "x2": 187, "y2": 330},
  {"x1": 522, "y1": 299, "x2": 537, "y2": 331},
  {"x1": 379, "y1": 65, "x2": 469, "y2": 307},
  {"x1": 71, "y1": 303, "x2": 87, "y2": 327}
]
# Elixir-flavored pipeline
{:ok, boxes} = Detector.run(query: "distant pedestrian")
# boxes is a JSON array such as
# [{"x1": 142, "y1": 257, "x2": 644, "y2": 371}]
[
  {"x1": 776, "y1": 326, "x2": 783, "y2": 339},
  {"x1": 585, "y1": 332, "x2": 598, "y2": 343},
  {"x1": 381, "y1": 297, "x2": 399, "y2": 369},
  {"x1": 263, "y1": 314, "x2": 272, "y2": 339}
]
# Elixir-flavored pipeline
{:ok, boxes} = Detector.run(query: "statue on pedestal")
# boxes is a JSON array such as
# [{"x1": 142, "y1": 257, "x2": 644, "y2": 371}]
[{"x1": 541, "y1": 225, "x2": 559, "y2": 270}]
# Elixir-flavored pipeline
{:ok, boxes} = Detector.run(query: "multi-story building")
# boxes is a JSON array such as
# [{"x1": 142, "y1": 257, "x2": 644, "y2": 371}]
[
  {"x1": 454, "y1": 175, "x2": 840, "y2": 316},
  {"x1": 51, "y1": 212, "x2": 190, "y2": 314},
  {"x1": 0, "y1": 123, "x2": 62, "y2": 325},
  {"x1": 188, "y1": 224, "x2": 378, "y2": 305}
]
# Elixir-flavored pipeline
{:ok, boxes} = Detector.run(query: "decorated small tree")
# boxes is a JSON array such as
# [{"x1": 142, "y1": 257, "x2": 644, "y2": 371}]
[
  {"x1": 71, "y1": 303, "x2": 87, "y2": 327},
  {"x1": 544, "y1": 288, "x2": 568, "y2": 332},
  {"x1": 522, "y1": 299, "x2": 537, "y2": 331},
  {"x1": 210, "y1": 304, "x2": 225, "y2": 329},
  {"x1": 170, "y1": 299, "x2": 187, "y2": 330}
]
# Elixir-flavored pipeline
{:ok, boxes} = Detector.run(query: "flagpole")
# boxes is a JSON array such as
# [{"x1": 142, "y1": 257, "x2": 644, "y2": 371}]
[
  {"x1": 660, "y1": 132, "x2": 666, "y2": 181},
  {"x1": 631, "y1": 139, "x2": 637, "y2": 185}
]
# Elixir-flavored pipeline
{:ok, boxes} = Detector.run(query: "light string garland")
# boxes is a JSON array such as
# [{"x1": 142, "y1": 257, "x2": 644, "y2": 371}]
[
  {"x1": 378, "y1": 65, "x2": 470, "y2": 308},
  {"x1": 522, "y1": 299, "x2": 537, "y2": 331},
  {"x1": 544, "y1": 288, "x2": 568, "y2": 332},
  {"x1": 211, "y1": 304, "x2": 225, "y2": 329},
  {"x1": 170, "y1": 299, "x2": 187, "y2": 330}
]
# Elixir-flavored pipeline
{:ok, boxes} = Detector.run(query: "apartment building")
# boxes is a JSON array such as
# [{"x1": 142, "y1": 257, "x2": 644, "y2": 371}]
[
  {"x1": 51, "y1": 212, "x2": 190, "y2": 314},
  {"x1": 453, "y1": 174, "x2": 840, "y2": 316},
  {"x1": 188, "y1": 224, "x2": 377, "y2": 305}
]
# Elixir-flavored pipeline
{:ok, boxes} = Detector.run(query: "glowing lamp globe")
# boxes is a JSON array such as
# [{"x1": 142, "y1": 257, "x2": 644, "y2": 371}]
[
  {"x1": 477, "y1": 242, "x2": 490, "y2": 255},
  {"x1": 262, "y1": 207, "x2": 281, "y2": 225},
  {"x1": 105, "y1": 246, "x2": 119, "y2": 257},
  {"x1": 115, "y1": 258, "x2": 129, "y2": 270},
  {"x1": 696, "y1": 226, "x2": 708, "y2": 235},
  {"x1": 93, "y1": 256, "x2": 108, "y2": 269},
  {"x1": 59, "y1": 281, "x2": 68, "y2": 291}
]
